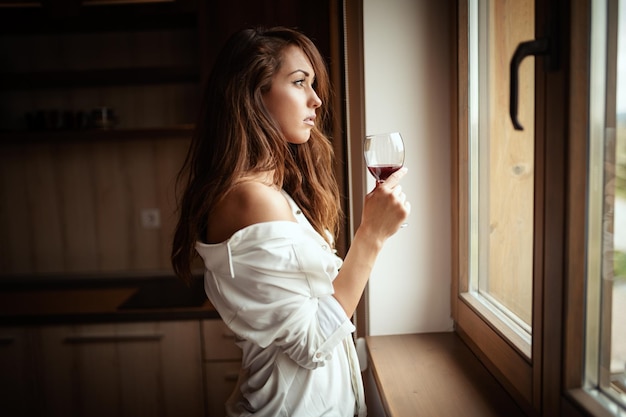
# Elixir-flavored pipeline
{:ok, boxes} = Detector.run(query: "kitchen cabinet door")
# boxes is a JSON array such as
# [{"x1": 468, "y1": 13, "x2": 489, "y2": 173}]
[
  {"x1": 204, "y1": 361, "x2": 240, "y2": 417},
  {"x1": 0, "y1": 326, "x2": 40, "y2": 417},
  {"x1": 201, "y1": 320, "x2": 242, "y2": 417},
  {"x1": 37, "y1": 321, "x2": 203, "y2": 417}
]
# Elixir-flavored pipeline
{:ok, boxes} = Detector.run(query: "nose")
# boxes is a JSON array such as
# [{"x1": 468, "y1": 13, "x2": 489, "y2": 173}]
[{"x1": 310, "y1": 89, "x2": 322, "y2": 108}]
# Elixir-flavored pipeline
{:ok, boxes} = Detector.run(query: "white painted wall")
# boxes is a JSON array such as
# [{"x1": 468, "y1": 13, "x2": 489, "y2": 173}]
[{"x1": 363, "y1": 0, "x2": 454, "y2": 335}]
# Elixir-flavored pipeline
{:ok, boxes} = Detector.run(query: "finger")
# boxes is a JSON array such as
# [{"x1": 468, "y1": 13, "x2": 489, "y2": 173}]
[
  {"x1": 382, "y1": 166, "x2": 408, "y2": 188},
  {"x1": 396, "y1": 189, "x2": 407, "y2": 203}
]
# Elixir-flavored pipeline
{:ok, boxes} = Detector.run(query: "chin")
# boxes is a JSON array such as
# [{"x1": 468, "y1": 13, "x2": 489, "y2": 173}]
[{"x1": 286, "y1": 134, "x2": 311, "y2": 145}]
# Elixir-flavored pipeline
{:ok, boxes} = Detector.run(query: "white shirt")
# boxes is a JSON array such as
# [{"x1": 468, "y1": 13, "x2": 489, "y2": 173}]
[{"x1": 195, "y1": 191, "x2": 366, "y2": 417}]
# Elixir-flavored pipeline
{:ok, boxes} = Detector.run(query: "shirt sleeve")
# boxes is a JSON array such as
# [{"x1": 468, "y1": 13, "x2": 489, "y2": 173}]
[
  {"x1": 317, "y1": 294, "x2": 350, "y2": 338},
  {"x1": 199, "y1": 221, "x2": 355, "y2": 370}
]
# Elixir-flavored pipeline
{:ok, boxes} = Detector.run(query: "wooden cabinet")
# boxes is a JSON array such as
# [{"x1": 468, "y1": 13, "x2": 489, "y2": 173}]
[
  {"x1": 0, "y1": 317, "x2": 248, "y2": 417},
  {"x1": 201, "y1": 320, "x2": 242, "y2": 417},
  {"x1": 0, "y1": 326, "x2": 40, "y2": 417},
  {"x1": 0, "y1": 0, "x2": 339, "y2": 137},
  {"x1": 0, "y1": 0, "x2": 202, "y2": 134},
  {"x1": 37, "y1": 321, "x2": 204, "y2": 417},
  {"x1": 0, "y1": 321, "x2": 204, "y2": 417},
  {"x1": 0, "y1": 319, "x2": 248, "y2": 417}
]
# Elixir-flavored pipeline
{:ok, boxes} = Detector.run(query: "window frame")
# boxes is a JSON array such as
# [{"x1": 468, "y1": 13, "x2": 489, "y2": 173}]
[
  {"x1": 572, "y1": 0, "x2": 626, "y2": 414},
  {"x1": 456, "y1": 1, "x2": 625, "y2": 416},
  {"x1": 453, "y1": 0, "x2": 576, "y2": 415}
]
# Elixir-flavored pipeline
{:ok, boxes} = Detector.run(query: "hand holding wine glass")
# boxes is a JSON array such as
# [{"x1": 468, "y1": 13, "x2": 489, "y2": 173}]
[{"x1": 364, "y1": 132, "x2": 408, "y2": 228}]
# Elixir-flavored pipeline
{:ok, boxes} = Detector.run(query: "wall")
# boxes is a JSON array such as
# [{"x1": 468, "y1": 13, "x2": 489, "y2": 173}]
[
  {"x1": 0, "y1": 137, "x2": 188, "y2": 275},
  {"x1": 0, "y1": 26, "x2": 196, "y2": 277},
  {"x1": 363, "y1": 0, "x2": 454, "y2": 335}
]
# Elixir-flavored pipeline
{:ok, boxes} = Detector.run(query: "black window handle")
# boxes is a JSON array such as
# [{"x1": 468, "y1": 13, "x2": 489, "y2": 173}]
[{"x1": 509, "y1": 38, "x2": 550, "y2": 131}]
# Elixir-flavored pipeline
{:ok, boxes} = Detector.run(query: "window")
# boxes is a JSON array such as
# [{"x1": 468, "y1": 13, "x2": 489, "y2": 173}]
[
  {"x1": 584, "y1": 0, "x2": 626, "y2": 412},
  {"x1": 455, "y1": 0, "x2": 571, "y2": 415},
  {"x1": 466, "y1": 0, "x2": 534, "y2": 358},
  {"x1": 457, "y1": 0, "x2": 626, "y2": 415}
]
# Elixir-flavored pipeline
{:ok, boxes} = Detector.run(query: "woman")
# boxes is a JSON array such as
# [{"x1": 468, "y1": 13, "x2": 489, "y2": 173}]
[{"x1": 172, "y1": 27, "x2": 410, "y2": 416}]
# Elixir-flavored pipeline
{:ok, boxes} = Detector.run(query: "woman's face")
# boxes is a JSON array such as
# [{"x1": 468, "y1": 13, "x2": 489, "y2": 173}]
[{"x1": 263, "y1": 45, "x2": 322, "y2": 144}]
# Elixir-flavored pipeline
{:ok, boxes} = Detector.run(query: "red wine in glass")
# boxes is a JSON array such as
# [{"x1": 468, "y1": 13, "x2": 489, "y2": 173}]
[
  {"x1": 364, "y1": 132, "x2": 407, "y2": 227},
  {"x1": 367, "y1": 164, "x2": 403, "y2": 182},
  {"x1": 364, "y1": 132, "x2": 405, "y2": 183}
]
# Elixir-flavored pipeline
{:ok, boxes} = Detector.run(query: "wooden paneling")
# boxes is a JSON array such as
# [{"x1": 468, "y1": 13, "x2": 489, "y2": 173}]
[
  {"x1": 59, "y1": 141, "x2": 99, "y2": 271},
  {"x1": 0, "y1": 136, "x2": 189, "y2": 275},
  {"x1": 91, "y1": 140, "x2": 131, "y2": 271},
  {"x1": 0, "y1": 146, "x2": 32, "y2": 272},
  {"x1": 25, "y1": 143, "x2": 64, "y2": 271}
]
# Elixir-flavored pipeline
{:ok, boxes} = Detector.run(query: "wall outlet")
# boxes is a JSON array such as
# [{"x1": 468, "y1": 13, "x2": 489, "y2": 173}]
[{"x1": 140, "y1": 208, "x2": 161, "y2": 229}]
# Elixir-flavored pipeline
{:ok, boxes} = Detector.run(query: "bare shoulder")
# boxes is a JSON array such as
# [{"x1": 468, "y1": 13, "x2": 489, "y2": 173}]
[
  {"x1": 206, "y1": 182, "x2": 295, "y2": 243},
  {"x1": 228, "y1": 182, "x2": 294, "y2": 223}
]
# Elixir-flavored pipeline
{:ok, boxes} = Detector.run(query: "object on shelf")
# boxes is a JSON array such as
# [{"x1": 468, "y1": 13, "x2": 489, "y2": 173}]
[
  {"x1": 24, "y1": 107, "x2": 118, "y2": 131},
  {"x1": 91, "y1": 107, "x2": 117, "y2": 130}
]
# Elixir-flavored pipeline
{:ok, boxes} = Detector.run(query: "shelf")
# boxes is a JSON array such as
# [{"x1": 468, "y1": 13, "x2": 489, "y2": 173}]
[
  {"x1": 0, "y1": 66, "x2": 200, "y2": 91},
  {"x1": 0, "y1": 126, "x2": 194, "y2": 144},
  {"x1": 0, "y1": 1, "x2": 198, "y2": 34},
  {"x1": 0, "y1": 1, "x2": 202, "y2": 134}
]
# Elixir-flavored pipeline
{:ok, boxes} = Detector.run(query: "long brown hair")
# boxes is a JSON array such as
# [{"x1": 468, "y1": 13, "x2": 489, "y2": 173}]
[{"x1": 171, "y1": 27, "x2": 342, "y2": 284}]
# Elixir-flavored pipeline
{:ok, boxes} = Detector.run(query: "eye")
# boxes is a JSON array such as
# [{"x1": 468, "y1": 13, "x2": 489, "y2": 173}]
[{"x1": 294, "y1": 79, "x2": 306, "y2": 87}]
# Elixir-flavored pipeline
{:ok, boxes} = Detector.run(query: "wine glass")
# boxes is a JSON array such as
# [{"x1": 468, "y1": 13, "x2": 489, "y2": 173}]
[
  {"x1": 364, "y1": 132, "x2": 407, "y2": 227},
  {"x1": 364, "y1": 132, "x2": 405, "y2": 183}
]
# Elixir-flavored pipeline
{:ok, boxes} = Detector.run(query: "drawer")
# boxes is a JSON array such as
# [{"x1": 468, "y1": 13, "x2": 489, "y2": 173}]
[
  {"x1": 201, "y1": 320, "x2": 242, "y2": 360},
  {"x1": 204, "y1": 361, "x2": 240, "y2": 417}
]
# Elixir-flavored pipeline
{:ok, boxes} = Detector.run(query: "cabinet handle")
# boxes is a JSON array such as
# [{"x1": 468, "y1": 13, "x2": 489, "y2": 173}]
[
  {"x1": 64, "y1": 333, "x2": 164, "y2": 344},
  {"x1": 0, "y1": 336, "x2": 16, "y2": 346}
]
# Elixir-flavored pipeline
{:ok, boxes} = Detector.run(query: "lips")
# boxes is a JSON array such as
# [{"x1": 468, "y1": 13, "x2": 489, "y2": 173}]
[{"x1": 304, "y1": 115, "x2": 316, "y2": 126}]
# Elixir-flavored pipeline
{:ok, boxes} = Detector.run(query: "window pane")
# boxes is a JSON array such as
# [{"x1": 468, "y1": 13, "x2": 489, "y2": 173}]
[
  {"x1": 586, "y1": 0, "x2": 626, "y2": 410},
  {"x1": 610, "y1": 0, "x2": 625, "y2": 401},
  {"x1": 468, "y1": 0, "x2": 534, "y2": 347}
]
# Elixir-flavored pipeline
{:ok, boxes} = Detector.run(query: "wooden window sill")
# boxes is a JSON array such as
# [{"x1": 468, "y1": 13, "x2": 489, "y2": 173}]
[{"x1": 365, "y1": 332, "x2": 526, "y2": 417}]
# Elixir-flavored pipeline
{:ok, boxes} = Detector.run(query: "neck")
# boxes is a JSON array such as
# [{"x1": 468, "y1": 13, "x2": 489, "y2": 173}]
[{"x1": 238, "y1": 171, "x2": 280, "y2": 189}]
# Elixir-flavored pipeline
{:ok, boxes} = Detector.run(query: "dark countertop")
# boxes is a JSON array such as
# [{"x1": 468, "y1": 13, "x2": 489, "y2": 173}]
[{"x1": 0, "y1": 273, "x2": 220, "y2": 325}]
